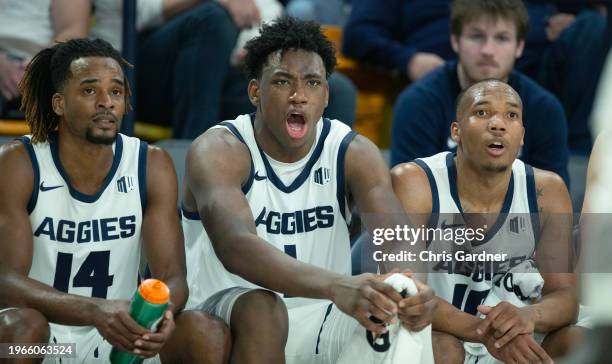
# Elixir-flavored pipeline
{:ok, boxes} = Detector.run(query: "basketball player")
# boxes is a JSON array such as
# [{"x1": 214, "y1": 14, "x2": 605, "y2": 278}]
[
  {"x1": 181, "y1": 17, "x2": 436, "y2": 363},
  {"x1": 392, "y1": 79, "x2": 582, "y2": 363},
  {"x1": 0, "y1": 39, "x2": 229, "y2": 363}
]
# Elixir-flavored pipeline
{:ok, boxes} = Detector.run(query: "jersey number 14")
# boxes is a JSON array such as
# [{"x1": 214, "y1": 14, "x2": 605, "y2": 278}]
[{"x1": 53, "y1": 251, "x2": 114, "y2": 298}]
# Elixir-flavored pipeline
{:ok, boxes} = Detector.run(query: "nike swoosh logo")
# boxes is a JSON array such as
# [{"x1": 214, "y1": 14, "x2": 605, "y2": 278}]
[
  {"x1": 440, "y1": 220, "x2": 465, "y2": 230},
  {"x1": 40, "y1": 182, "x2": 64, "y2": 192},
  {"x1": 254, "y1": 171, "x2": 267, "y2": 181}
]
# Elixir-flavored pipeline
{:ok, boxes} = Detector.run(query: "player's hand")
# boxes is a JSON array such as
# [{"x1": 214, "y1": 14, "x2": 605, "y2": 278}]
[
  {"x1": 0, "y1": 53, "x2": 25, "y2": 99},
  {"x1": 217, "y1": 0, "x2": 261, "y2": 29},
  {"x1": 546, "y1": 13, "x2": 575, "y2": 42},
  {"x1": 483, "y1": 332, "x2": 552, "y2": 364},
  {"x1": 397, "y1": 275, "x2": 436, "y2": 332},
  {"x1": 92, "y1": 299, "x2": 147, "y2": 353},
  {"x1": 132, "y1": 310, "x2": 176, "y2": 359},
  {"x1": 406, "y1": 52, "x2": 444, "y2": 82},
  {"x1": 476, "y1": 302, "x2": 536, "y2": 349},
  {"x1": 330, "y1": 273, "x2": 402, "y2": 336}
]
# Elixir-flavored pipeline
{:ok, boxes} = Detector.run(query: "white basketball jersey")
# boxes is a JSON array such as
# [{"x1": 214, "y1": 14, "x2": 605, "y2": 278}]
[
  {"x1": 21, "y1": 133, "x2": 147, "y2": 301},
  {"x1": 415, "y1": 152, "x2": 539, "y2": 315},
  {"x1": 183, "y1": 114, "x2": 355, "y2": 308}
]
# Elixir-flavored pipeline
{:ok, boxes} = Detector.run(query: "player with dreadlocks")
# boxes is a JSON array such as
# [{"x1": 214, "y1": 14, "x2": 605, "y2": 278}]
[{"x1": 0, "y1": 38, "x2": 230, "y2": 363}]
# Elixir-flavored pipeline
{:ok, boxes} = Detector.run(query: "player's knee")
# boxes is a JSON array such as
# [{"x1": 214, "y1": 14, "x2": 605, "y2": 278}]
[
  {"x1": 432, "y1": 330, "x2": 464, "y2": 364},
  {"x1": 233, "y1": 289, "x2": 288, "y2": 335},
  {"x1": 542, "y1": 324, "x2": 585, "y2": 357},
  {"x1": 173, "y1": 310, "x2": 231, "y2": 363},
  {"x1": 0, "y1": 308, "x2": 49, "y2": 343}
]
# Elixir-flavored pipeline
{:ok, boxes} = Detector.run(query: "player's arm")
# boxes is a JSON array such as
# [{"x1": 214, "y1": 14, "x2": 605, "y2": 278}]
[
  {"x1": 530, "y1": 169, "x2": 578, "y2": 331},
  {"x1": 345, "y1": 136, "x2": 436, "y2": 331},
  {"x1": 187, "y1": 129, "x2": 397, "y2": 335},
  {"x1": 141, "y1": 146, "x2": 187, "y2": 313},
  {"x1": 477, "y1": 169, "x2": 578, "y2": 348},
  {"x1": 390, "y1": 161, "x2": 432, "y2": 226},
  {"x1": 0, "y1": 142, "x2": 98, "y2": 324},
  {"x1": 347, "y1": 137, "x2": 428, "y2": 276}
]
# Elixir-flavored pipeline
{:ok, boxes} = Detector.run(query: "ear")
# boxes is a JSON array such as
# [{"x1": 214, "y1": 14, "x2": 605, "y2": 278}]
[
  {"x1": 515, "y1": 39, "x2": 525, "y2": 59},
  {"x1": 248, "y1": 79, "x2": 261, "y2": 107},
  {"x1": 520, "y1": 125, "x2": 525, "y2": 147},
  {"x1": 450, "y1": 121, "x2": 461, "y2": 143},
  {"x1": 450, "y1": 33, "x2": 460, "y2": 54},
  {"x1": 52, "y1": 93, "x2": 64, "y2": 116}
]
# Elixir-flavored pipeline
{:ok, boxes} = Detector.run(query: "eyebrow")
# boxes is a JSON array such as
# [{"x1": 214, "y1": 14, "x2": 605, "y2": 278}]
[
  {"x1": 272, "y1": 71, "x2": 324, "y2": 79},
  {"x1": 272, "y1": 71, "x2": 294, "y2": 79},
  {"x1": 506, "y1": 102, "x2": 521, "y2": 109},
  {"x1": 473, "y1": 100, "x2": 490, "y2": 108},
  {"x1": 79, "y1": 78, "x2": 125, "y2": 86}
]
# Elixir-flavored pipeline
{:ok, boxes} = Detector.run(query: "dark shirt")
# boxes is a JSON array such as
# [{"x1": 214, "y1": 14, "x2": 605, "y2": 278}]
[
  {"x1": 342, "y1": 0, "x2": 559, "y2": 78},
  {"x1": 390, "y1": 61, "x2": 570, "y2": 185}
]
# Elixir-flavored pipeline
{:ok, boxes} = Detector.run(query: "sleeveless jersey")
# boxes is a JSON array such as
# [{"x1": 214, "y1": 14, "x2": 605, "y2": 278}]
[
  {"x1": 183, "y1": 114, "x2": 356, "y2": 308},
  {"x1": 21, "y1": 133, "x2": 147, "y2": 301},
  {"x1": 415, "y1": 152, "x2": 539, "y2": 315}
]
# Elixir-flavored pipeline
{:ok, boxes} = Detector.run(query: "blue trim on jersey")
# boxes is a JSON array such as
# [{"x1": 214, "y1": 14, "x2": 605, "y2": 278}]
[
  {"x1": 181, "y1": 207, "x2": 201, "y2": 220},
  {"x1": 257, "y1": 118, "x2": 332, "y2": 194},
  {"x1": 315, "y1": 303, "x2": 334, "y2": 354},
  {"x1": 524, "y1": 164, "x2": 541, "y2": 243},
  {"x1": 138, "y1": 141, "x2": 148, "y2": 211},
  {"x1": 446, "y1": 153, "x2": 515, "y2": 246},
  {"x1": 413, "y1": 158, "x2": 440, "y2": 223},
  {"x1": 336, "y1": 131, "x2": 357, "y2": 221},
  {"x1": 219, "y1": 121, "x2": 255, "y2": 194},
  {"x1": 17, "y1": 136, "x2": 40, "y2": 214},
  {"x1": 49, "y1": 133, "x2": 124, "y2": 203}
]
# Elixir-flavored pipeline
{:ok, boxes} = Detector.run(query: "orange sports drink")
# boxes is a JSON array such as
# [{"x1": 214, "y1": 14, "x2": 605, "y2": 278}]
[{"x1": 109, "y1": 279, "x2": 170, "y2": 364}]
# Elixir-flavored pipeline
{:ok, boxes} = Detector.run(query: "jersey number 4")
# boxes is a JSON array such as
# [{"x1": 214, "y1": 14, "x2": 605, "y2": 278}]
[{"x1": 53, "y1": 251, "x2": 114, "y2": 298}]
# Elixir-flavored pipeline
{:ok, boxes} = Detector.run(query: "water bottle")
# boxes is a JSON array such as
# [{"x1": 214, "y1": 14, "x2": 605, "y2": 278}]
[{"x1": 109, "y1": 279, "x2": 170, "y2": 364}]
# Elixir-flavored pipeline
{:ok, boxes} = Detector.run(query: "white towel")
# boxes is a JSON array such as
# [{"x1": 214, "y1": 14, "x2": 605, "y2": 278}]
[
  {"x1": 464, "y1": 260, "x2": 544, "y2": 363},
  {"x1": 336, "y1": 274, "x2": 435, "y2": 364}
]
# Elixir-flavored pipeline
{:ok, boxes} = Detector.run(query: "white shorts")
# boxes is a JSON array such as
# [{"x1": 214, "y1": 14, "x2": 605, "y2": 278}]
[
  {"x1": 1, "y1": 308, "x2": 160, "y2": 364},
  {"x1": 198, "y1": 287, "x2": 359, "y2": 364}
]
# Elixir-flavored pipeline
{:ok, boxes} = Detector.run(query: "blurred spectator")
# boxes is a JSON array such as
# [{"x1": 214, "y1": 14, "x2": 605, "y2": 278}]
[
  {"x1": 285, "y1": 0, "x2": 350, "y2": 26},
  {"x1": 342, "y1": 0, "x2": 604, "y2": 83},
  {"x1": 342, "y1": 0, "x2": 451, "y2": 82},
  {"x1": 91, "y1": 0, "x2": 356, "y2": 135},
  {"x1": 0, "y1": 0, "x2": 89, "y2": 117},
  {"x1": 538, "y1": 7, "x2": 607, "y2": 211},
  {"x1": 389, "y1": 0, "x2": 570, "y2": 186},
  {"x1": 89, "y1": 0, "x2": 247, "y2": 139}
]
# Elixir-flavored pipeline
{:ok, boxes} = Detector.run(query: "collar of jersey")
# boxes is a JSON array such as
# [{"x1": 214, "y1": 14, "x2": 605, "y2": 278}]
[
  {"x1": 252, "y1": 115, "x2": 331, "y2": 193},
  {"x1": 446, "y1": 152, "x2": 514, "y2": 246},
  {"x1": 49, "y1": 132, "x2": 123, "y2": 203}
]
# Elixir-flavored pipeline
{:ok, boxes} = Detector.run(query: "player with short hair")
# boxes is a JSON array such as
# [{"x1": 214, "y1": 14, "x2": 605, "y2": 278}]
[
  {"x1": 181, "y1": 17, "x2": 436, "y2": 363},
  {"x1": 390, "y1": 0, "x2": 570, "y2": 187},
  {"x1": 0, "y1": 38, "x2": 229, "y2": 363},
  {"x1": 392, "y1": 79, "x2": 582, "y2": 363}
]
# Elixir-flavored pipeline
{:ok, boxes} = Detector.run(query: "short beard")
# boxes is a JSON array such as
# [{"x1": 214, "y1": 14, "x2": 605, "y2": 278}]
[{"x1": 86, "y1": 128, "x2": 117, "y2": 145}]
